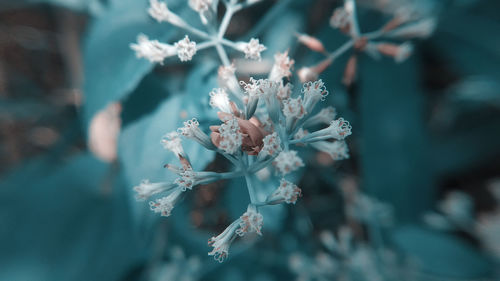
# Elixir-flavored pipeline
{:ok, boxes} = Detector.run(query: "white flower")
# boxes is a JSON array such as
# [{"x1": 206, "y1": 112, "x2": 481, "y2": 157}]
[
  {"x1": 439, "y1": 191, "x2": 474, "y2": 225},
  {"x1": 209, "y1": 88, "x2": 232, "y2": 113},
  {"x1": 389, "y1": 18, "x2": 437, "y2": 39},
  {"x1": 240, "y1": 78, "x2": 278, "y2": 97},
  {"x1": 148, "y1": 0, "x2": 170, "y2": 22},
  {"x1": 218, "y1": 64, "x2": 236, "y2": 81},
  {"x1": 134, "y1": 179, "x2": 175, "y2": 201},
  {"x1": 218, "y1": 64, "x2": 242, "y2": 98},
  {"x1": 178, "y1": 118, "x2": 200, "y2": 138},
  {"x1": 277, "y1": 82, "x2": 293, "y2": 100},
  {"x1": 175, "y1": 36, "x2": 197, "y2": 61},
  {"x1": 258, "y1": 132, "x2": 282, "y2": 159},
  {"x1": 294, "y1": 128, "x2": 308, "y2": 141},
  {"x1": 208, "y1": 220, "x2": 241, "y2": 262},
  {"x1": 327, "y1": 118, "x2": 352, "y2": 140},
  {"x1": 330, "y1": 7, "x2": 350, "y2": 29},
  {"x1": 269, "y1": 51, "x2": 295, "y2": 81},
  {"x1": 174, "y1": 168, "x2": 196, "y2": 191},
  {"x1": 273, "y1": 150, "x2": 304, "y2": 175},
  {"x1": 218, "y1": 118, "x2": 242, "y2": 154},
  {"x1": 240, "y1": 38, "x2": 266, "y2": 60},
  {"x1": 303, "y1": 106, "x2": 337, "y2": 127},
  {"x1": 188, "y1": 0, "x2": 212, "y2": 12},
  {"x1": 177, "y1": 118, "x2": 215, "y2": 150},
  {"x1": 161, "y1": 131, "x2": 184, "y2": 157},
  {"x1": 304, "y1": 118, "x2": 352, "y2": 143},
  {"x1": 149, "y1": 188, "x2": 183, "y2": 217},
  {"x1": 283, "y1": 97, "x2": 306, "y2": 119},
  {"x1": 266, "y1": 179, "x2": 302, "y2": 204},
  {"x1": 130, "y1": 34, "x2": 176, "y2": 64},
  {"x1": 311, "y1": 140, "x2": 350, "y2": 160},
  {"x1": 395, "y1": 42, "x2": 413, "y2": 63},
  {"x1": 302, "y1": 79, "x2": 329, "y2": 112},
  {"x1": 236, "y1": 205, "x2": 264, "y2": 236}
]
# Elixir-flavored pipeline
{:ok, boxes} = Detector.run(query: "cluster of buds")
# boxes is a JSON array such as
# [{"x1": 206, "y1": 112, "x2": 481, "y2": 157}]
[
  {"x1": 134, "y1": 50, "x2": 352, "y2": 262},
  {"x1": 296, "y1": 0, "x2": 437, "y2": 85},
  {"x1": 130, "y1": 0, "x2": 267, "y2": 66}
]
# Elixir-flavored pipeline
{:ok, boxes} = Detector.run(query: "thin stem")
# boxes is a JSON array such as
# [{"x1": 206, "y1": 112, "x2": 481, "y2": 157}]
[
  {"x1": 328, "y1": 39, "x2": 354, "y2": 60},
  {"x1": 346, "y1": 0, "x2": 361, "y2": 38},
  {"x1": 244, "y1": 172, "x2": 258, "y2": 204},
  {"x1": 218, "y1": 6, "x2": 235, "y2": 39},
  {"x1": 196, "y1": 40, "x2": 218, "y2": 51},
  {"x1": 219, "y1": 150, "x2": 240, "y2": 166},
  {"x1": 219, "y1": 170, "x2": 244, "y2": 179},
  {"x1": 215, "y1": 43, "x2": 231, "y2": 66},
  {"x1": 364, "y1": 29, "x2": 385, "y2": 40},
  {"x1": 179, "y1": 22, "x2": 212, "y2": 40},
  {"x1": 220, "y1": 38, "x2": 240, "y2": 50}
]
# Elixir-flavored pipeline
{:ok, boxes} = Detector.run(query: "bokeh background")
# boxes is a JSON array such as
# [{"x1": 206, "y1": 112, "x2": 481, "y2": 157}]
[{"x1": 1, "y1": 0, "x2": 500, "y2": 280}]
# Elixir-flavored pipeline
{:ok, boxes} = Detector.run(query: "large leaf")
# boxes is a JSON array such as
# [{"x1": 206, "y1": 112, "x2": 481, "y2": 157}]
[
  {"x1": 118, "y1": 91, "x2": 216, "y2": 229},
  {"x1": 393, "y1": 225, "x2": 493, "y2": 279},
  {"x1": 82, "y1": 0, "x2": 184, "y2": 131},
  {"x1": 0, "y1": 153, "x2": 143, "y2": 281}
]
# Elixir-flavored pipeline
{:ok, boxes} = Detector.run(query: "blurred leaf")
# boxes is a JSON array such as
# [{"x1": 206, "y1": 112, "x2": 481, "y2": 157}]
[
  {"x1": 393, "y1": 225, "x2": 493, "y2": 279},
  {"x1": 0, "y1": 0, "x2": 102, "y2": 13},
  {"x1": 357, "y1": 55, "x2": 434, "y2": 222},
  {"x1": 82, "y1": 0, "x2": 185, "y2": 132},
  {"x1": 0, "y1": 153, "x2": 143, "y2": 281},
  {"x1": 118, "y1": 92, "x2": 215, "y2": 231}
]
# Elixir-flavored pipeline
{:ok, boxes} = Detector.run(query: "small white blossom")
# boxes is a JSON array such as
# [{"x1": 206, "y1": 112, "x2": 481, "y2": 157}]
[
  {"x1": 330, "y1": 7, "x2": 350, "y2": 29},
  {"x1": 178, "y1": 118, "x2": 200, "y2": 138},
  {"x1": 148, "y1": 0, "x2": 170, "y2": 22},
  {"x1": 294, "y1": 128, "x2": 308, "y2": 141},
  {"x1": 266, "y1": 179, "x2": 302, "y2": 204},
  {"x1": 283, "y1": 97, "x2": 306, "y2": 119},
  {"x1": 161, "y1": 131, "x2": 184, "y2": 156},
  {"x1": 302, "y1": 79, "x2": 329, "y2": 112},
  {"x1": 174, "y1": 168, "x2": 196, "y2": 191},
  {"x1": 389, "y1": 18, "x2": 437, "y2": 39},
  {"x1": 258, "y1": 132, "x2": 282, "y2": 159},
  {"x1": 209, "y1": 88, "x2": 232, "y2": 113},
  {"x1": 134, "y1": 179, "x2": 175, "y2": 201},
  {"x1": 240, "y1": 78, "x2": 278, "y2": 97},
  {"x1": 311, "y1": 140, "x2": 350, "y2": 160},
  {"x1": 273, "y1": 150, "x2": 304, "y2": 175},
  {"x1": 236, "y1": 205, "x2": 264, "y2": 236},
  {"x1": 218, "y1": 64, "x2": 236, "y2": 81},
  {"x1": 395, "y1": 42, "x2": 413, "y2": 63},
  {"x1": 130, "y1": 34, "x2": 176, "y2": 64},
  {"x1": 327, "y1": 118, "x2": 352, "y2": 140},
  {"x1": 240, "y1": 38, "x2": 266, "y2": 60},
  {"x1": 218, "y1": 118, "x2": 242, "y2": 154},
  {"x1": 149, "y1": 188, "x2": 183, "y2": 217},
  {"x1": 188, "y1": 0, "x2": 212, "y2": 12},
  {"x1": 269, "y1": 51, "x2": 295, "y2": 81},
  {"x1": 177, "y1": 118, "x2": 215, "y2": 150},
  {"x1": 208, "y1": 220, "x2": 240, "y2": 262},
  {"x1": 439, "y1": 191, "x2": 474, "y2": 225},
  {"x1": 175, "y1": 36, "x2": 197, "y2": 62},
  {"x1": 304, "y1": 106, "x2": 337, "y2": 127},
  {"x1": 277, "y1": 83, "x2": 293, "y2": 100}
]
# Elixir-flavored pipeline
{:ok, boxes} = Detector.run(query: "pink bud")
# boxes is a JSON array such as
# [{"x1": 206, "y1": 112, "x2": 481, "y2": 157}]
[{"x1": 296, "y1": 33, "x2": 326, "y2": 53}]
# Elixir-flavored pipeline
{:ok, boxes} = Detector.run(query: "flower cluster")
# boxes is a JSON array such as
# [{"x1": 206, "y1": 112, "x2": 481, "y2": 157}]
[
  {"x1": 296, "y1": 0, "x2": 437, "y2": 85},
  {"x1": 130, "y1": 0, "x2": 267, "y2": 65},
  {"x1": 133, "y1": 50, "x2": 352, "y2": 262}
]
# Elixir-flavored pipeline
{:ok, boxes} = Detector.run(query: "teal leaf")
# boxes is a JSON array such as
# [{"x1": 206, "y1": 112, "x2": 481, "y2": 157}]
[
  {"x1": 393, "y1": 225, "x2": 493, "y2": 279},
  {"x1": 0, "y1": 153, "x2": 143, "y2": 281}
]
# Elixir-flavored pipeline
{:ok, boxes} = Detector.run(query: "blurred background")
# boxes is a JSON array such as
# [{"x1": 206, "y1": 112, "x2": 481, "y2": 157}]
[{"x1": 1, "y1": 0, "x2": 500, "y2": 280}]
